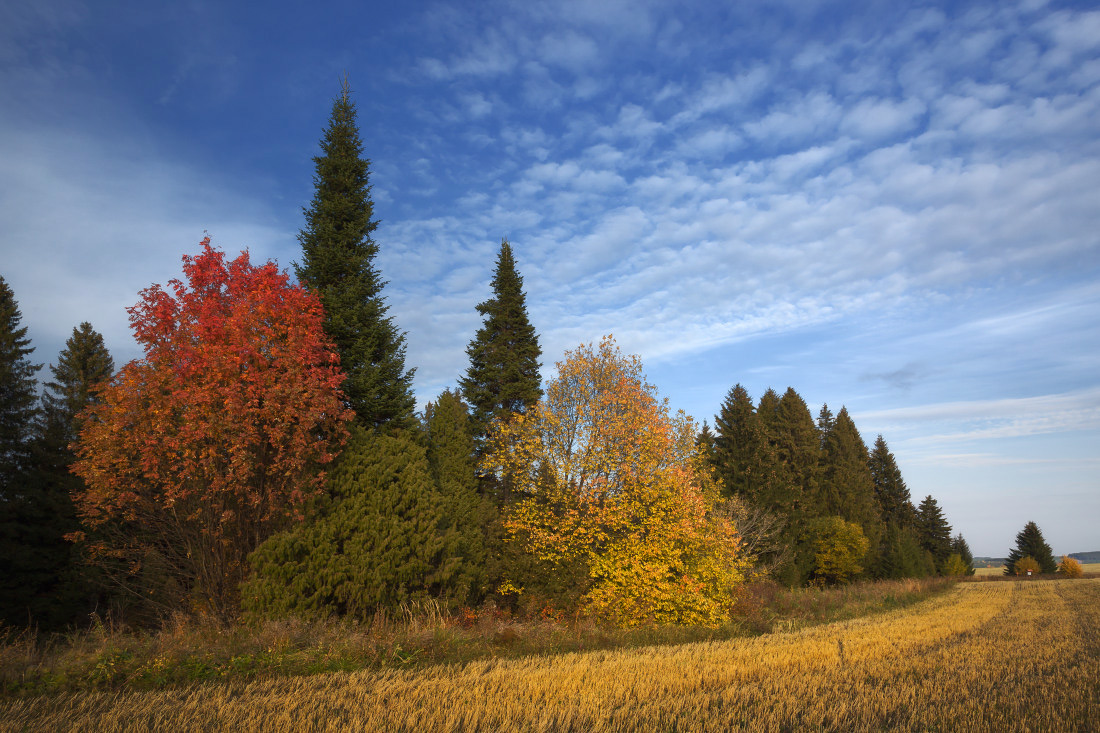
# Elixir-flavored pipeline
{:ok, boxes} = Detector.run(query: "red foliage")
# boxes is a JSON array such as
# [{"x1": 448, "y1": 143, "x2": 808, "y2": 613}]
[{"x1": 71, "y1": 238, "x2": 353, "y2": 618}]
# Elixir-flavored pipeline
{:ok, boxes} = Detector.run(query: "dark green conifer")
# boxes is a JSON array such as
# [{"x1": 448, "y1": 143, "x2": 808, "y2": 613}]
[
  {"x1": 878, "y1": 523, "x2": 935, "y2": 578},
  {"x1": 753, "y1": 388, "x2": 822, "y2": 584},
  {"x1": 816, "y1": 403, "x2": 835, "y2": 449},
  {"x1": 749, "y1": 387, "x2": 785, "y2": 511},
  {"x1": 819, "y1": 407, "x2": 882, "y2": 565},
  {"x1": 242, "y1": 428, "x2": 447, "y2": 620},
  {"x1": 696, "y1": 421, "x2": 717, "y2": 465},
  {"x1": 712, "y1": 384, "x2": 761, "y2": 499},
  {"x1": 915, "y1": 495, "x2": 953, "y2": 572},
  {"x1": 424, "y1": 389, "x2": 487, "y2": 605},
  {"x1": 460, "y1": 239, "x2": 542, "y2": 451},
  {"x1": 951, "y1": 533, "x2": 975, "y2": 576},
  {"x1": 869, "y1": 435, "x2": 915, "y2": 529},
  {"x1": 39, "y1": 322, "x2": 115, "y2": 448},
  {"x1": 4, "y1": 323, "x2": 116, "y2": 628},
  {"x1": 0, "y1": 276, "x2": 39, "y2": 499},
  {"x1": 756, "y1": 387, "x2": 781, "y2": 427},
  {"x1": 296, "y1": 79, "x2": 415, "y2": 431},
  {"x1": 1004, "y1": 521, "x2": 1056, "y2": 575},
  {"x1": 0, "y1": 277, "x2": 43, "y2": 626},
  {"x1": 868, "y1": 435, "x2": 925, "y2": 578},
  {"x1": 773, "y1": 388, "x2": 823, "y2": 517}
]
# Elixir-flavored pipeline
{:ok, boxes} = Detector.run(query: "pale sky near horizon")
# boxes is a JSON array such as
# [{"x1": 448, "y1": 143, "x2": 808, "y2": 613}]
[{"x1": 2, "y1": 0, "x2": 1097, "y2": 557}]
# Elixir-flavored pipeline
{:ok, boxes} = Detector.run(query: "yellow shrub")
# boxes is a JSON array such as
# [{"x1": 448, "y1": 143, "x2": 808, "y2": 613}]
[
  {"x1": 1058, "y1": 556, "x2": 1083, "y2": 578},
  {"x1": 1014, "y1": 556, "x2": 1041, "y2": 576}
]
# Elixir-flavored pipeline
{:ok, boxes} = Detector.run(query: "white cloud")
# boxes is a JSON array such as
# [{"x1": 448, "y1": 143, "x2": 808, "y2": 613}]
[
  {"x1": 743, "y1": 91, "x2": 843, "y2": 146},
  {"x1": 0, "y1": 122, "x2": 295, "y2": 370},
  {"x1": 675, "y1": 127, "x2": 743, "y2": 159},
  {"x1": 671, "y1": 67, "x2": 771, "y2": 127},
  {"x1": 861, "y1": 388, "x2": 1100, "y2": 443},
  {"x1": 841, "y1": 97, "x2": 926, "y2": 141},
  {"x1": 417, "y1": 29, "x2": 518, "y2": 80},
  {"x1": 1038, "y1": 10, "x2": 1100, "y2": 55},
  {"x1": 537, "y1": 30, "x2": 600, "y2": 74},
  {"x1": 459, "y1": 92, "x2": 492, "y2": 118}
]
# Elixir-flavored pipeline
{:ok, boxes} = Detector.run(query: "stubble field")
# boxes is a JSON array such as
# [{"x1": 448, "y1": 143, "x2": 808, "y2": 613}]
[
  {"x1": 2, "y1": 579, "x2": 1097, "y2": 732},
  {"x1": 974, "y1": 562, "x2": 1100, "y2": 577}
]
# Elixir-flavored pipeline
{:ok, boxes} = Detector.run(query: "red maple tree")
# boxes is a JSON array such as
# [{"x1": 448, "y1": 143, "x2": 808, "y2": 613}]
[{"x1": 71, "y1": 238, "x2": 353, "y2": 618}]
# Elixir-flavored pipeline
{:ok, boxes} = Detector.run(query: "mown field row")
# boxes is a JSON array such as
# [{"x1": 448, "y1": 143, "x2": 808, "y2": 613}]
[
  {"x1": 2, "y1": 579, "x2": 1097, "y2": 732},
  {"x1": 973, "y1": 562, "x2": 1100, "y2": 577}
]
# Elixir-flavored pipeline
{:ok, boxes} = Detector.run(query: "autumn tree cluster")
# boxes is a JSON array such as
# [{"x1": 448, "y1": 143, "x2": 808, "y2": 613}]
[{"x1": 0, "y1": 79, "x2": 1004, "y2": 632}]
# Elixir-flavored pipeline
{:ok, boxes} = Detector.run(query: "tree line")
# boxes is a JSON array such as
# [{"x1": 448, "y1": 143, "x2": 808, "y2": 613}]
[
  {"x1": 699, "y1": 385, "x2": 976, "y2": 587},
  {"x1": 2, "y1": 81, "x2": 990, "y2": 630}
]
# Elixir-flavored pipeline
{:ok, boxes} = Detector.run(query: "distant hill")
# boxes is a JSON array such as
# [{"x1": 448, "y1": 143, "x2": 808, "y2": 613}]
[{"x1": 1069, "y1": 551, "x2": 1100, "y2": 563}]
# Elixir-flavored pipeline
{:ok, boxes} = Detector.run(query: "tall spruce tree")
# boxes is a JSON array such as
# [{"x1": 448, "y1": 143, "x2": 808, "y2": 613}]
[
  {"x1": 460, "y1": 239, "x2": 542, "y2": 451},
  {"x1": 0, "y1": 276, "x2": 40, "y2": 500},
  {"x1": 712, "y1": 384, "x2": 761, "y2": 500},
  {"x1": 915, "y1": 495, "x2": 953, "y2": 572},
  {"x1": 1005, "y1": 521, "x2": 1057, "y2": 575},
  {"x1": 423, "y1": 389, "x2": 487, "y2": 605},
  {"x1": 750, "y1": 387, "x2": 785, "y2": 511},
  {"x1": 869, "y1": 435, "x2": 915, "y2": 528},
  {"x1": 754, "y1": 388, "x2": 822, "y2": 585},
  {"x1": 819, "y1": 407, "x2": 883, "y2": 562},
  {"x1": 951, "y1": 533, "x2": 975, "y2": 576},
  {"x1": 0, "y1": 277, "x2": 43, "y2": 626},
  {"x1": 773, "y1": 388, "x2": 823, "y2": 518},
  {"x1": 4, "y1": 323, "x2": 115, "y2": 628},
  {"x1": 816, "y1": 404, "x2": 835, "y2": 449},
  {"x1": 296, "y1": 79, "x2": 415, "y2": 430},
  {"x1": 39, "y1": 322, "x2": 115, "y2": 448},
  {"x1": 696, "y1": 421, "x2": 717, "y2": 465},
  {"x1": 868, "y1": 436, "x2": 926, "y2": 577}
]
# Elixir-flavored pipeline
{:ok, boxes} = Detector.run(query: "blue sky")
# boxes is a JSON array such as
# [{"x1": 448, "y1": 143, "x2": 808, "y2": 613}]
[{"x1": 2, "y1": 0, "x2": 1097, "y2": 557}]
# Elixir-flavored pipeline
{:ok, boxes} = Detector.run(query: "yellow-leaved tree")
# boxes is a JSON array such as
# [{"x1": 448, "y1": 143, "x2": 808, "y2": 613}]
[{"x1": 484, "y1": 336, "x2": 748, "y2": 627}]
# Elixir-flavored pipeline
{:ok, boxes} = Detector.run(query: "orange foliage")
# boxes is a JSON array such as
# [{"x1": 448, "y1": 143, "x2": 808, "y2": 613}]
[
  {"x1": 1058, "y1": 556, "x2": 1083, "y2": 578},
  {"x1": 485, "y1": 336, "x2": 746, "y2": 626},
  {"x1": 71, "y1": 238, "x2": 352, "y2": 618}
]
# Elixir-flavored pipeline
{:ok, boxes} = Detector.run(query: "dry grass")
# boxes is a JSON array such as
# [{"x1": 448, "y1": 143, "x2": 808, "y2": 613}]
[
  {"x1": 2, "y1": 578, "x2": 1096, "y2": 731},
  {"x1": 973, "y1": 562, "x2": 1100, "y2": 578},
  {"x1": 0, "y1": 578, "x2": 947, "y2": 695}
]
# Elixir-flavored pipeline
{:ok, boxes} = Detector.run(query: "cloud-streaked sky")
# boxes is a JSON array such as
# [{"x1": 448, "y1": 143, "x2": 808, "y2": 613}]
[{"x1": 2, "y1": 0, "x2": 1097, "y2": 557}]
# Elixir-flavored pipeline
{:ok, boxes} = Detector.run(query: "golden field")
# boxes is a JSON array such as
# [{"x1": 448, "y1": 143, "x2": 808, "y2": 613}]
[
  {"x1": 975, "y1": 562, "x2": 1100, "y2": 577},
  {"x1": 2, "y1": 579, "x2": 1097, "y2": 732}
]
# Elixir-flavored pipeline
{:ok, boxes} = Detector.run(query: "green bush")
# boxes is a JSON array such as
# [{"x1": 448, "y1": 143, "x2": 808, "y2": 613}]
[{"x1": 242, "y1": 428, "x2": 448, "y2": 620}]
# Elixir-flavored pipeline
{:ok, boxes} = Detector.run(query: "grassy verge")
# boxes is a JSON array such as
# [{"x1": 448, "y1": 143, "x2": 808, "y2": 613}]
[{"x1": 0, "y1": 577, "x2": 952, "y2": 696}]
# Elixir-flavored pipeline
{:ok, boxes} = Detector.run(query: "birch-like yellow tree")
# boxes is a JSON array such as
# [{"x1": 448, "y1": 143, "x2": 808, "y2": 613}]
[{"x1": 484, "y1": 336, "x2": 747, "y2": 626}]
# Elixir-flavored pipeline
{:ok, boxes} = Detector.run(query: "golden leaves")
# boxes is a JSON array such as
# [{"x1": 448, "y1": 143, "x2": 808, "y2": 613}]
[{"x1": 484, "y1": 336, "x2": 747, "y2": 626}]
